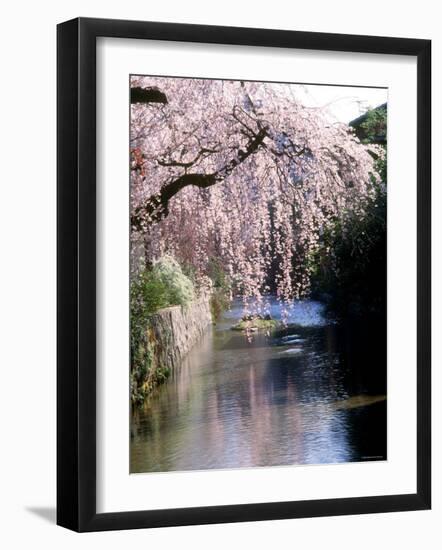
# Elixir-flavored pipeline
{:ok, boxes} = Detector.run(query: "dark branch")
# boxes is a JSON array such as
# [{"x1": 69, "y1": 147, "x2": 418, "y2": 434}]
[
  {"x1": 157, "y1": 147, "x2": 220, "y2": 169},
  {"x1": 215, "y1": 127, "x2": 267, "y2": 179},
  {"x1": 131, "y1": 127, "x2": 267, "y2": 231},
  {"x1": 131, "y1": 87, "x2": 168, "y2": 105},
  {"x1": 131, "y1": 173, "x2": 217, "y2": 230}
]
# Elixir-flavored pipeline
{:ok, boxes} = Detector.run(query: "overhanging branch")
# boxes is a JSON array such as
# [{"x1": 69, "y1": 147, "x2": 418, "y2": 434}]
[{"x1": 131, "y1": 127, "x2": 267, "y2": 231}]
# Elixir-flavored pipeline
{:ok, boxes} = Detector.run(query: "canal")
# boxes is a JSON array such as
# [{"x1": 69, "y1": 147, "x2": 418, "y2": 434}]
[{"x1": 131, "y1": 299, "x2": 386, "y2": 473}]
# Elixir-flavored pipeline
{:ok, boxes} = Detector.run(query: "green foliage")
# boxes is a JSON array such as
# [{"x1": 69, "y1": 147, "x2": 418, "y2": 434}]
[
  {"x1": 207, "y1": 258, "x2": 231, "y2": 321},
  {"x1": 352, "y1": 105, "x2": 387, "y2": 183},
  {"x1": 151, "y1": 255, "x2": 195, "y2": 306},
  {"x1": 364, "y1": 107, "x2": 387, "y2": 182},
  {"x1": 373, "y1": 152, "x2": 387, "y2": 184},
  {"x1": 180, "y1": 261, "x2": 198, "y2": 285},
  {"x1": 130, "y1": 334, "x2": 157, "y2": 404},
  {"x1": 231, "y1": 318, "x2": 279, "y2": 331},
  {"x1": 310, "y1": 104, "x2": 388, "y2": 319},
  {"x1": 131, "y1": 270, "x2": 170, "y2": 319},
  {"x1": 207, "y1": 258, "x2": 231, "y2": 293},
  {"x1": 360, "y1": 107, "x2": 387, "y2": 144},
  {"x1": 311, "y1": 184, "x2": 386, "y2": 318}
]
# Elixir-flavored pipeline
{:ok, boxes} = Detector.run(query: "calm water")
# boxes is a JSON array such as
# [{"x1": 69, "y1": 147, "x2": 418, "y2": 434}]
[{"x1": 131, "y1": 299, "x2": 386, "y2": 473}]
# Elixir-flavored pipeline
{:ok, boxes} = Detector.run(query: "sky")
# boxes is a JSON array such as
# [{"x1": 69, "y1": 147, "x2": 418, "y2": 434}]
[{"x1": 292, "y1": 84, "x2": 388, "y2": 124}]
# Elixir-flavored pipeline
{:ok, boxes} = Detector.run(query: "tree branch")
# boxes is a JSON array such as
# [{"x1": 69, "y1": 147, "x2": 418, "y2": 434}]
[
  {"x1": 131, "y1": 87, "x2": 168, "y2": 105},
  {"x1": 157, "y1": 147, "x2": 220, "y2": 169},
  {"x1": 131, "y1": 127, "x2": 267, "y2": 231}
]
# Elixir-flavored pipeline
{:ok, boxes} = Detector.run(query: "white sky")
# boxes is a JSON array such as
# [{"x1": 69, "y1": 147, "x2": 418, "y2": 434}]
[{"x1": 293, "y1": 84, "x2": 388, "y2": 124}]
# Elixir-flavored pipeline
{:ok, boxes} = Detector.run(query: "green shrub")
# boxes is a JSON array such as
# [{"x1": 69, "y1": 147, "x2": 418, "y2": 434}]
[
  {"x1": 131, "y1": 270, "x2": 170, "y2": 317},
  {"x1": 151, "y1": 255, "x2": 195, "y2": 306}
]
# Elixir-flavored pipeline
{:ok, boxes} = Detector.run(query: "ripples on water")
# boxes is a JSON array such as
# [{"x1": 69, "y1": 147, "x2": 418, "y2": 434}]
[{"x1": 131, "y1": 299, "x2": 386, "y2": 473}]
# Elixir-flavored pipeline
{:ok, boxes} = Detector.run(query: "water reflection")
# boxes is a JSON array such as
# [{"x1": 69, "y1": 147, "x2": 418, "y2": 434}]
[{"x1": 131, "y1": 299, "x2": 386, "y2": 473}]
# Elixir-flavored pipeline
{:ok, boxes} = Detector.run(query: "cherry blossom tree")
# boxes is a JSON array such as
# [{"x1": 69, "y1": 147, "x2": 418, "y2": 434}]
[{"x1": 130, "y1": 76, "x2": 382, "y2": 313}]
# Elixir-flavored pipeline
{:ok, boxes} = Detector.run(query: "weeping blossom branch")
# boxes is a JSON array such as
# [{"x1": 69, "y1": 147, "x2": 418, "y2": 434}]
[{"x1": 130, "y1": 76, "x2": 383, "y2": 307}]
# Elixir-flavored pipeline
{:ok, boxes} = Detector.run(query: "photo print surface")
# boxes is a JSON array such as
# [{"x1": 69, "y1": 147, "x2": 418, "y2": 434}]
[{"x1": 129, "y1": 75, "x2": 387, "y2": 474}]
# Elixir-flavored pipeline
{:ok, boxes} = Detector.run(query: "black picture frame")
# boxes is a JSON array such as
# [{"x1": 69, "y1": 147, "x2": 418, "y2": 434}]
[{"x1": 57, "y1": 17, "x2": 431, "y2": 532}]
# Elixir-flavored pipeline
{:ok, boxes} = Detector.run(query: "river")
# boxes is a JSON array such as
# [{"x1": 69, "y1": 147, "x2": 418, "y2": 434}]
[{"x1": 130, "y1": 298, "x2": 386, "y2": 473}]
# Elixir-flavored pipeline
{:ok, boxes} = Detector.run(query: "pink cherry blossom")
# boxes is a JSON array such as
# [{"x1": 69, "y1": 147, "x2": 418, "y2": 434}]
[{"x1": 130, "y1": 76, "x2": 383, "y2": 310}]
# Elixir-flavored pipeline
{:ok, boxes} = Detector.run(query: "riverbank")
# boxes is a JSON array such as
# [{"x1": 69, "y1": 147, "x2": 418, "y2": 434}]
[{"x1": 130, "y1": 295, "x2": 212, "y2": 403}]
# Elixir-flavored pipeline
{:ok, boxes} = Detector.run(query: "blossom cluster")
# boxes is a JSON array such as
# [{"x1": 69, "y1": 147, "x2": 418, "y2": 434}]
[{"x1": 130, "y1": 76, "x2": 382, "y2": 310}]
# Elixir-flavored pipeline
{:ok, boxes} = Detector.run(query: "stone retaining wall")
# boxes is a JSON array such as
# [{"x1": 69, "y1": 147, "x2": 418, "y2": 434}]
[{"x1": 148, "y1": 296, "x2": 212, "y2": 372}]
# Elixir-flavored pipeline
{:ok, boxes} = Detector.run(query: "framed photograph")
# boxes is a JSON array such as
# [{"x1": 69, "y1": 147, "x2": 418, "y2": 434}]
[{"x1": 57, "y1": 17, "x2": 431, "y2": 532}]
